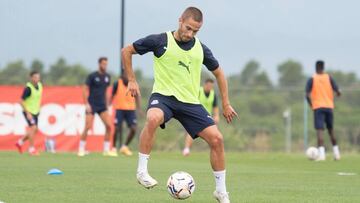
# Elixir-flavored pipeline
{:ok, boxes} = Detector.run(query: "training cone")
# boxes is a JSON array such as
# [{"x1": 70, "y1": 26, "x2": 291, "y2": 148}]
[{"x1": 47, "y1": 168, "x2": 63, "y2": 175}]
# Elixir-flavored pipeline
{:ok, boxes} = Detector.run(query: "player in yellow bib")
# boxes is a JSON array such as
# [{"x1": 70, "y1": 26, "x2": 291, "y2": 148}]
[
  {"x1": 122, "y1": 7, "x2": 237, "y2": 203},
  {"x1": 16, "y1": 71, "x2": 43, "y2": 156},
  {"x1": 183, "y1": 79, "x2": 219, "y2": 156}
]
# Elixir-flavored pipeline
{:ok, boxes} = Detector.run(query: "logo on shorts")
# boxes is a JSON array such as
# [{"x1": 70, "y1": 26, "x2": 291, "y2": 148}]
[{"x1": 151, "y1": 100, "x2": 159, "y2": 105}]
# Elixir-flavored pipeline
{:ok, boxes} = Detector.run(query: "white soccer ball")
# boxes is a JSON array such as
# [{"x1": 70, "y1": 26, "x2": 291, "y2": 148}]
[
  {"x1": 306, "y1": 147, "x2": 319, "y2": 160},
  {"x1": 167, "y1": 171, "x2": 195, "y2": 200}
]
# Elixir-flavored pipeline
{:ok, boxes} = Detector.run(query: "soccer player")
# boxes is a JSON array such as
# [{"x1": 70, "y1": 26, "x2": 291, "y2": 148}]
[
  {"x1": 306, "y1": 60, "x2": 341, "y2": 161},
  {"x1": 15, "y1": 71, "x2": 42, "y2": 156},
  {"x1": 111, "y1": 71, "x2": 141, "y2": 156},
  {"x1": 78, "y1": 57, "x2": 117, "y2": 157},
  {"x1": 122, "y1": 7, "x2": 237, "y2": 203},
  {"x1": 182, "y1": 78, "x2": 219, "y2": 156}
]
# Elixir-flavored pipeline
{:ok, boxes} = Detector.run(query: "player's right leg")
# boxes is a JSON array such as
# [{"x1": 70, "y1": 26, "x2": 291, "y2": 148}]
[
  {"x1": 120, "y1": 111, "x2": 137, "y2": 156},
  {"x1": 182, "y1": 133, "x2": 193, "y2": 156},
  {"x1": 136, "y1": 108, "x2": 164, "y2": 189},
  {"x1": 314, "y1": 109, "x2": 326, "y2": 161},
  {"x1": 78, "y1": 112, "x2": 94, "y2": 156}
]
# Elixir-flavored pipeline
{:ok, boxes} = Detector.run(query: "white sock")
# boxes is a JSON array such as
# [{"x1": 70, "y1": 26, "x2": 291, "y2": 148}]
[
  {"x1": 318, "y1": 146, "x2": 325, "y2": 159},
  {"x1": 17, "y1": 139, "x2": 24, "y2": 146},
  {"x1": 28, "y1": 146, "x2": 35, "y2": 153},
  {"x1": 79, "y1": 140, "x2": 86, "y2": 151},
  {"x1": 333, "y1": 145, "x2": 340, "y2": 156},
  {"x1": 103, "y1": 141, "x2": 110, "y2": 152},
  {"x1": 137, "y1": 153, "x2": 150, "y2": 174},
  {"x1": 213, "y1": 170, "x2": 227, "y2": 193}
]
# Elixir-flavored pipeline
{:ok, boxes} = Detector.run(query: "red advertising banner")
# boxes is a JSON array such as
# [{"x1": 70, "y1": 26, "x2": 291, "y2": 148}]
[{"x1": 0, "y1": 86, "x2": 113, "y2": 152}]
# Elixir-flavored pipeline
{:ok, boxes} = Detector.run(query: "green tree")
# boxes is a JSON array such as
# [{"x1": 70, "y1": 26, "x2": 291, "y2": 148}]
[
  {"x1": 278, "y1": 60, "x2": 305, "y2": 87},
  {"x1": 30, "y1": 59, "x2": 45, "y2": 75},
  {"x1": 253, "y1": 71, "x2": 273, "y2": 88},
  {"x1": 0, "y1": 60, "x2": 28, "y2": 85},
  {"x1": 327, "y1": 70, "x2": 357, "y2": 87},
  {"x1": 240, "y1": 60, "x2": 260, "y2": 86}
]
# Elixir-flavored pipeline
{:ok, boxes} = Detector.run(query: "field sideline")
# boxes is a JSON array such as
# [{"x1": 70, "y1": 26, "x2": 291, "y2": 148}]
[{"x1": 0, "y1": 152, "x2": 359, "y2": 203}]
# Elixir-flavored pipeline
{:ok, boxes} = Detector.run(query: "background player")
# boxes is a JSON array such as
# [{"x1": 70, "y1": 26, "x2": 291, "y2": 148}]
[
  {"x1": 183, "y1": 78, "x2": 219, "y2": 156},
  {"x1": 111, "y1": 71, "x2": 142, "y2": 156},
  {"x1": 122, "y1": 7, "x2": 237, "y2": 203},
  {"x1": 78, "y1": 57, "x2": 117, "y2": 157},
  {"x1": 15, "y1": 71, "x2": 43, "y2": 156},
  {"x1": 306, "y1": 60, "x2": 341, "y2": 161}
]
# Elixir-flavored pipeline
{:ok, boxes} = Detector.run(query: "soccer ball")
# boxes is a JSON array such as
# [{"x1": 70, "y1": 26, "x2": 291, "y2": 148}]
[
  {"x1": 306, "y1": 147, "x2": 319, "y2": 160},
  {"x1": 167, "y1": 171, "x2": 195, "y2": 200}
]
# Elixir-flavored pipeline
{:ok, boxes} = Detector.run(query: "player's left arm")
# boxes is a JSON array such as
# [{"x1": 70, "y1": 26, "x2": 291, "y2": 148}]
[
  {"x1": 202, "y1": 42, "x2": 237, "y2": 123},
  {"x1": 106, "y1": 75, "x2": 112, "y2": 107},
  {"x1": 330, "y1": 76, "x2": 341, "y2": 97},
  {"x1": 211, "y1": 68, "x2": 238, "y2": 123}
]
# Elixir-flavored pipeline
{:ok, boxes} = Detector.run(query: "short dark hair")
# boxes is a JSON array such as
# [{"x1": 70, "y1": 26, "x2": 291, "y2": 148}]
[
  {"x1": 30, "y1": 70, "x2": 39, "y2": 76},
  {"x1": 316, "y1": 60, "x2": 325, "y2": 72},
  {"x1": 205, "y1": 78, "x2": 214, "y2": 83},
  {"x1": 98, "y1": 57, "x2": 108, "y2": 64},
  {"x1": 181, "y1": 7, "x2": 203, "y2": 22}
]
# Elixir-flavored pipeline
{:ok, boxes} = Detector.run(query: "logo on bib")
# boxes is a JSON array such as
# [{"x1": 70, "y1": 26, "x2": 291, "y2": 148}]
[{"x1": 178, "y1": 61, "x2": 190, "y2": 73}]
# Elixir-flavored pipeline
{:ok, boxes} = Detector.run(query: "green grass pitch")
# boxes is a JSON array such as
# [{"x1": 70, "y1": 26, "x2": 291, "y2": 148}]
[{"x1": 0, "y1": 152, "x2": 359, "y2": 202}]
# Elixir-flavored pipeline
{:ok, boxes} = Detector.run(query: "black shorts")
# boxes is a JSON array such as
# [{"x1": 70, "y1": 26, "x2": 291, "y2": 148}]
[
  {"x1": 147, "y1": 93, "x2": 215, "y2": 139},
  {"x1": 314, "y1": 108, "x2": 334, "y2": 130},
  {"x1": 88, "y1": 104, "x2": 107, "y2": 115},
  {"x1": 114, "y1": 110, "x2": 137, "y2": 127},
  {"x1": 23, "y1": 112, "x2": 39, "y2": 126}
]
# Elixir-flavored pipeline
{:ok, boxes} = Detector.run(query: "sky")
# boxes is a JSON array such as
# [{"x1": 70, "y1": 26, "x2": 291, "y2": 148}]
[{"x1": 1, "y1": 0, "x2": 360, "y2": 81}]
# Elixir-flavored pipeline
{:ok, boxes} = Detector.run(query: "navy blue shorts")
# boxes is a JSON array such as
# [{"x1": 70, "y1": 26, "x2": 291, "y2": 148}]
[
  {"x1": 88, "y1": 104, "x2": 107, "y2": 115},
  {"x1": 23, "y1": 112, "x2": 39, "y2": 126},
  {"x1": 114, "y1": 110, "x2": 137, "y2": 127},
  {"x1": 314, "y1": 108, "x2": 334, "y2": 130},
  {"x1": 147, "y1": 93, "x2": 215, "y2": 139}
]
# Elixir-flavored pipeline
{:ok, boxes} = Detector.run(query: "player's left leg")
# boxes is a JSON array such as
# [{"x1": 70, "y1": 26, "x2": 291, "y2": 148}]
[
  {"x1": 99, "y1": 110, "x2": 117, "y2": 157},
  {"x1": 27, "y1": 125, "x2": 39, "y2": 156},
  {"x1": 198, "y1": 126, "x2": 230, "y2": 203},
  {"x1": 325, "y1": 109, "x2": 340, "y2": 160}
]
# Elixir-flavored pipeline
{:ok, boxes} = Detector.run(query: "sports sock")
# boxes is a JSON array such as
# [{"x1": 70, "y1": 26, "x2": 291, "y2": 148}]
[
  {"x1": 213, "y1": 170, "x2": 227, "y2": 193},
  {"x1": 17, "y1": 139, "x2": 24, "y2": 146},
  {"x1": 318, "y1": 146, "x2": 325, "y2": 159},
  {"x1": 28, "y1": 146, "x2": 35, "y2": 153},
  {"x1": 333, "y1": 145, "x2": 340, "y2": 156},
  {"x1": 103, "y1": 141, "x2": 110, "y2": 152},
  {"x1": 79, "y1": 140, "x2": 86, "y2": 151},
  {"x1": 137, "y1": 153, "x2": 150, "y2": 174}
]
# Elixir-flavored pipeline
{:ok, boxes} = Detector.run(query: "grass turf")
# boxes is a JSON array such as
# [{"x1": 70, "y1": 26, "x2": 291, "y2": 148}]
[{"x1": 0, "y1": 152, "x2": 359, "y2": 203}]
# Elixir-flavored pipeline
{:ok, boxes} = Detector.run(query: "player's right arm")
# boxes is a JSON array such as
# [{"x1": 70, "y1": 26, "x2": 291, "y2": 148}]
[
  {"x1": 305, "y1": 78, "x2": 313, "y2": 107},
  {"x1": 20, "y1": 87, "x2": 33, "y2": 120},
  {"x1": 121, "y1": 45, "x2": 140, "y2": 97},
  {"x1": 83, "y1": 75, "x2": 92, "y2": 113}
]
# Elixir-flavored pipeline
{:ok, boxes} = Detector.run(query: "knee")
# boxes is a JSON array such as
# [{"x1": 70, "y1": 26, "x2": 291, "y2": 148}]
[
  {"x1": 209, "y1": 133, "x2": 224, "y2": 149},
  {"x1": 146, "y1": 114, "x2": 162, "y2": 128},
  {"x1": 130, "y1": 125, "x2": 137, "y2": 133}
]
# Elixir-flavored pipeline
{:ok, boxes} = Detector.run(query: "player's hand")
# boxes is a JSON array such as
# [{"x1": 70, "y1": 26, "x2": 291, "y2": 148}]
[
  {"x1": 26, "y1": 112, "x2": 33, "y2": 121},
  {"x1": 137, "y1": 108, "x2": 145, "y2": 117},
  {"x1": 213, "y1": 115, "x2": 220, "y2": 124},
  {"x1": 222, "y1": 104, "x2": 238, "y2": 123},
  {"x1": 127, "y1": 80, "x2": 141, "y2": 97},
  {"x1": 85, "y1": 103, "x2": 92, "y2": 114}
]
